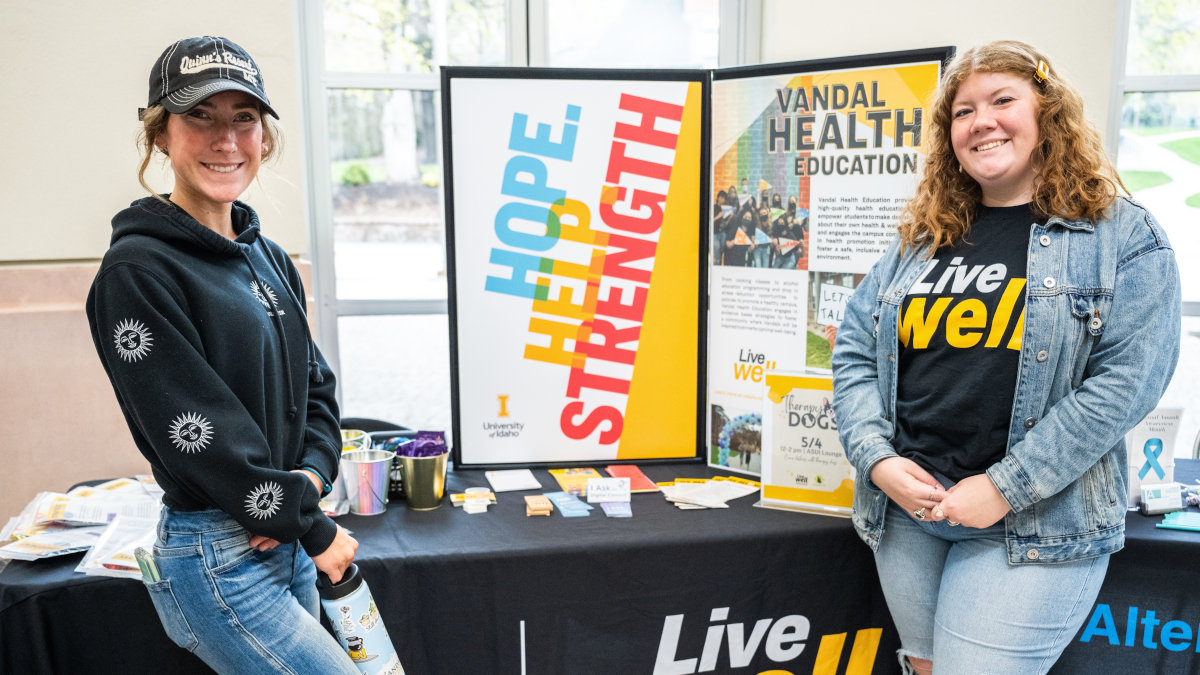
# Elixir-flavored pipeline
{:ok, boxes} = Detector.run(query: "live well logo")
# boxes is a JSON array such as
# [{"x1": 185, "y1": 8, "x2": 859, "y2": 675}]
[{"x1": 654, "y1": 607, "x2": 882, "y2": 674}]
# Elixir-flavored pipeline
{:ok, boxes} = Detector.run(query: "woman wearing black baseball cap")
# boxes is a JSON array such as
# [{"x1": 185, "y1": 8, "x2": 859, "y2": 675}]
[{"x1": 87, "y1": 37, "x2": 360, "y2": 673}]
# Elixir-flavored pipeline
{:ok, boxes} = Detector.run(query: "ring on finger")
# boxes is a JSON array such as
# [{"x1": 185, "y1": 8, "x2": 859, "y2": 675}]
[
  {"x1": 948, "y1": 519, "x2": 960, "y2": 526},
  {"x1": 929, "y1": 486, "x2": 938, "y2": 501},
  {"x1": 913, "y1": 507, "x2": 927, "y2": 520},
  {"x1": 934, "y1": 507, "x2": 945, "y2": 519}
]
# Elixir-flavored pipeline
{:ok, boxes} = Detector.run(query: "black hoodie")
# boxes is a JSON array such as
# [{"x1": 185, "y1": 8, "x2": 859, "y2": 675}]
[{"x1": 87, "y1": 197, "x2": 341, "y2": 557}]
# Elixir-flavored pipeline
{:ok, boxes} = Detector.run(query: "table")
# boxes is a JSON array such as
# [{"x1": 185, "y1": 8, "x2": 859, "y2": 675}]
[{"x1": 2, "y1": 461, "x2": 1197, "y2": 674}]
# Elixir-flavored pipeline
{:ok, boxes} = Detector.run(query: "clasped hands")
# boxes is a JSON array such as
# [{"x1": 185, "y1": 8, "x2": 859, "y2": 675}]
[{"x1": 869, "y1": 456, "x2": 1010, "y2": 528}]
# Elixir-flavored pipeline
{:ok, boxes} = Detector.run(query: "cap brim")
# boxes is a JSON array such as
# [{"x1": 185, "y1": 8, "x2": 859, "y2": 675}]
[{"x1": 160, "y1": 80, "x2": 279, "y2": 119}]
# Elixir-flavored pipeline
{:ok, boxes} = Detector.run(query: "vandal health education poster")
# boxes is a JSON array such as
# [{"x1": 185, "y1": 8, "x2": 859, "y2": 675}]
[
  {"x1": 707, "y1": 49, "x2": 951, "y2": 475},
  {"x1": 443, "y1": 68, "x2": 707, "y2": 467}
]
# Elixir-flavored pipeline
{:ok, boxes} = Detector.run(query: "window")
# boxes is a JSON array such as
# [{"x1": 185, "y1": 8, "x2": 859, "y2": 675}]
[
  {"x1": 300, "y1": 0, "x2": 730, "y2": 432},
  {"x1": 1115, "y1": 0, "x2": 1200, "y2": 456}
]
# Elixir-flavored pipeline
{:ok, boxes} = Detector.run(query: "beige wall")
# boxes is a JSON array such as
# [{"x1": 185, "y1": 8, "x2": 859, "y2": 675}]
[
  {"x1": 0, "y1": 1, "x2": 308, "y2": 519},
  {"x1": 0, "y1": 1, "x2": 308, "y2": 260},
  {"x1": 760, "y1": 0, "x2": 1122, "y2": 153}
]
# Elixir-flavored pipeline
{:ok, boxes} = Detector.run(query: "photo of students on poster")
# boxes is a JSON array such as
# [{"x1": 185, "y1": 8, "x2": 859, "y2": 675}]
[{"x1": 712, "y1": 182, "x2": 810, "y2": 270}]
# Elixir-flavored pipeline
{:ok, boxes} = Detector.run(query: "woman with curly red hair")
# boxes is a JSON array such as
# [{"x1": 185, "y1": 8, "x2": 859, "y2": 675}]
[{"x1": 833, "y1": 41, "x2": 1180, "y2": 674}]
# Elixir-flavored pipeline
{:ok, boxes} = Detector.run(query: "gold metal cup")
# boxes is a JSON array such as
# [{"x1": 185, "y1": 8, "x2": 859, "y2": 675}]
[{"x1": 398, "y1": 452, "x2": 448, "y2": 510}]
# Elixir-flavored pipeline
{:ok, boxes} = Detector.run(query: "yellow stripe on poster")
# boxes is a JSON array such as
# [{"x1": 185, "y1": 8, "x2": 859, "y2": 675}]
[{"x1": 618, "y1": 80, "x2": 702, "y2": 459}]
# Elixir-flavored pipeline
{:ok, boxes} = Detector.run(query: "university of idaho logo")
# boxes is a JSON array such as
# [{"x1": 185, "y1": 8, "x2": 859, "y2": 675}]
[
  {"x1": 113, "y1": 319, "x2": 154, "y2": 362},
  {"x1": 245, "y1": 482, "x2": 284, "y2": 519},
  {"x1": 251, "y1": 280, "x2": 280, "y2": 309},
  {"x1": 168, "y1": 412, "x2": 214, "y2": 454}
]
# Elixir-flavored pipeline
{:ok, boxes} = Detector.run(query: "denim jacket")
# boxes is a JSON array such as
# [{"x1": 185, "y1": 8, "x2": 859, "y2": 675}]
[{"x1": 832, "y1": 197, "x2": 1180, "y2": 564}]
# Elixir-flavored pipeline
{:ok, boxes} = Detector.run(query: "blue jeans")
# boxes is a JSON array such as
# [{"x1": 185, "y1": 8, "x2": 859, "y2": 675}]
[
  {"x1": 875, "y1": 498, "x2": 1108, "y2": 674},
  {"x1": 145, "y1": 507, "x2": 358, "y2": 674}
]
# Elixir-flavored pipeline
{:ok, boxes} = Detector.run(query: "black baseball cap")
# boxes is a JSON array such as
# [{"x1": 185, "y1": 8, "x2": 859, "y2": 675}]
[{"x1": 144, "y1": 36, "x2": 278, "y2": 120}]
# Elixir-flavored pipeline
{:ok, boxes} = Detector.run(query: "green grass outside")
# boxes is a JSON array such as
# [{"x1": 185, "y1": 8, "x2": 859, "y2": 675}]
[
  {"x1": 806, "y1": 329, "x2": 833, "y2": 370},
  {"x1": 1187, "y1": 193, "x2": 1200, "y2": 208},
  {"x1": 329, "y1": 160, "x2": 441, "y2": 187},
  {"x1": 1128, "y1": 126, "x2": 1194, "y2": 137},
  {"x1": 1119, "y1": 170, "x2": 1172, "y2": 193},
  {"x1": 1163, "y1": 137, "x2": 1200, "y2": 166},
  {"x1": 330, "y1": 159, "x2": 387, "y2": 185}
]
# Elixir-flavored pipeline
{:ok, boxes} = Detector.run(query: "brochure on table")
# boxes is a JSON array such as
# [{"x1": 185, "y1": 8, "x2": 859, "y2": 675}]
[
  {"x1": 1125, "y1": 407, "x2": 1182, "y2": 508},
  {"x1": 442, "y1": 47, "x2": 951, "y2": 469}
]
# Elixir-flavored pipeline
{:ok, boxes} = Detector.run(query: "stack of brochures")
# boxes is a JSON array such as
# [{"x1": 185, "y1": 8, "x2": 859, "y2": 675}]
[
  {"x1": 0, "y1": 477, "x2": 161, "y2": 578},
  {"x1": 658, "y1": 476, "x2": 760, "y2": 509}
]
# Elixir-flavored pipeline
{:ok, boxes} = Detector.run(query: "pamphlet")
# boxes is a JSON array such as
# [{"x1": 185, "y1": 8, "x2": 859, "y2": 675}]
[
  {"x1": 75, "y1": 515, "x2": 157, "y2": 579},
  {"x1": 548, "y1": 468, "x2": 602, "y2": 497},
  {"x1": 484, "y1": 469, "x2": 543, "y2": 493},
  {"x1": 1125, "y1": 408, "x2": 1181, "y2": 508},
  {"x1": 604, "y1": 465, "x2": 659, "y2": 493},
  {"x1": 0, "y1": 526, "x2": 106, "y2": 560},
  {"x1": 659, "y1": 477, "x2": 760, "y2": 509},
  {"x1": 545, "y1": 491, "x2": 593, "y2": 517},
  {"x1": 600, "y1": 502, "x2": 633, "y2": 518}
]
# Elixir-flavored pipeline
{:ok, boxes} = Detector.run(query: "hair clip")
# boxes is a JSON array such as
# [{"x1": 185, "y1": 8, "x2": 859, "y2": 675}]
[{"x1": 1035, "y1": 60, "x2": 1050, "y2": 83}]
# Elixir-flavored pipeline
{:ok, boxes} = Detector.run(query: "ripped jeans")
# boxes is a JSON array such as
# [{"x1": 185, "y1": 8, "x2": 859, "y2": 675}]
[{"x1": 874, "y1": 499, "x2": 1108, "y2": 674}]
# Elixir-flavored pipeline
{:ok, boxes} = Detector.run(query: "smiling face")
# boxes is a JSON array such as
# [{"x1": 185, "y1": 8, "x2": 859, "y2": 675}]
[
  {"x1": 161, "y1": 90, "x2": 264, "y2": 222},
  {"x1": 950, "y1": 71, "x2": 1040, "y2": 206}
]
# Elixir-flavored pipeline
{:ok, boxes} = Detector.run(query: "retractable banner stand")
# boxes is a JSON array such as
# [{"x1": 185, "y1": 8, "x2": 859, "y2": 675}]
[
  {"x1": 707, "y1": 48, "x2": 952, "y2": 478},
  {"x1": 443, "y1": 68, "x2": 708, "y2": 468}
]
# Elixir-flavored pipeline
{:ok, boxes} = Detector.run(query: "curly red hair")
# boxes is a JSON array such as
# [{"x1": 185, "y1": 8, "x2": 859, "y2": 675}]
[{"x1": 899, "y1": 40, "x2": 1125, "y2": 253}]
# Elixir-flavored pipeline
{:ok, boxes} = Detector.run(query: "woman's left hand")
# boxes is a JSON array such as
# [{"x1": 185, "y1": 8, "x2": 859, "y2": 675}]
[
  {"x1": 249, "y1": 535, "x2": 281, "y2": 551},
  {"x1": 248, "y1": 469, "x2": 326, "y2": 551},
  {"x1": 937, "y1": 474, "x2": 1011, "y2": 528}
]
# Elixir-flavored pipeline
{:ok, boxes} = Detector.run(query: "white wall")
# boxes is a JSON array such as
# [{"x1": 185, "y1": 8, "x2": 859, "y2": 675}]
[
  {"x1": 0, "y1": 1, "x2": 308, "y2": 261},
  {"x1": 759, "y1": 0, "x2": 1121, "y2": 153}
]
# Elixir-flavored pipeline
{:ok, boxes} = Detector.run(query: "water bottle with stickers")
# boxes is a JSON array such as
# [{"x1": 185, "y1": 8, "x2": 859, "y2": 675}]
[{"x1": 317, "y1": 564, "x2": 405, "y2": 675}]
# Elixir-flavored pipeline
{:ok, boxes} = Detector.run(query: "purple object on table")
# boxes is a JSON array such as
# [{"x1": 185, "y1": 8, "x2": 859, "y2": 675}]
[{"x1": 398, "y1": 430, "x2": 447, "y2": 458}]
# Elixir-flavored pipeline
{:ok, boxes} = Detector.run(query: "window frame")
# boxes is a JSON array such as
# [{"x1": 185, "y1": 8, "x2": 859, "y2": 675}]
[
  {"x1": 1109, "y1": 0, "x2": 1200, "y2": 316},
  {"x1": 296, "y1": 0, "x2": 760, "y2": 404}
]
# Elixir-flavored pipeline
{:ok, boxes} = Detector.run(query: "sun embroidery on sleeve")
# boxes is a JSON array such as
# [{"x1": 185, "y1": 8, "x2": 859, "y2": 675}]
[
  {"x1": 113, "y1": 319, "x2": 154, "y2": 362},
  {"x1": 168, "y1": 412, "x2": 214, "y2": 453},
  {"x1": 251, "y1": 280, "x2": 279, "y2": 309},
  {"x1": 245, "y1": 482, "x2": 284, "y2": 519}
]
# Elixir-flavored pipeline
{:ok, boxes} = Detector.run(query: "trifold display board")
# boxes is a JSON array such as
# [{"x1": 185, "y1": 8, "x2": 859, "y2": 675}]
[
  {"x1": 443, "y1": 47, "x2": 952, "y2": 469},
  {"x1": 443, "y1": 68, "x2": 708, "y2": 468}
]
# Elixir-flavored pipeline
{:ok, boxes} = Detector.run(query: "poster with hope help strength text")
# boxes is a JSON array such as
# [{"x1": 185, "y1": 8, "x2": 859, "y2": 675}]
[{"x1": 445, "y1": 70, "x2": 705, "y2": 466}]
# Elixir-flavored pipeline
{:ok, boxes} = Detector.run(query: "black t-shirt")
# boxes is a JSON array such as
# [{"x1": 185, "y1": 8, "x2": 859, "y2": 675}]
[{"x1": 894, "y1": 203, "x2": 1040, "y2": 481}]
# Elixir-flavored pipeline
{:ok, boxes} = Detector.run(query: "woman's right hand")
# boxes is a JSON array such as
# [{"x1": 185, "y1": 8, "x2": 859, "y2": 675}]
[
  {"x1": 870, "y1": 456, "x2": 945, "y2": 521},
  {"x1": 312, "y1": 525, "x2": 358, "y2": 583}
]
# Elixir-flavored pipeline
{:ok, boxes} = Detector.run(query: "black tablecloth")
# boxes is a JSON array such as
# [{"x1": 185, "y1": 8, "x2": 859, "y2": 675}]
[{"x1": 2, "y1": 461, "x2": 1197, "y2": 674}]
